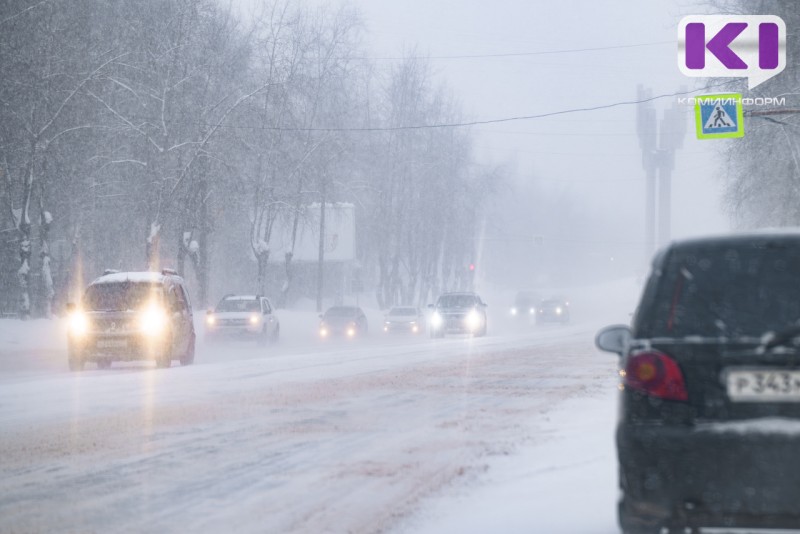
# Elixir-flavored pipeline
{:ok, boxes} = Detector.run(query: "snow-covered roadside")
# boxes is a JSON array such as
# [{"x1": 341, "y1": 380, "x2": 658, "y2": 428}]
[{"x1": 399, "y1": 376, "x2": 619, "y2": 534}]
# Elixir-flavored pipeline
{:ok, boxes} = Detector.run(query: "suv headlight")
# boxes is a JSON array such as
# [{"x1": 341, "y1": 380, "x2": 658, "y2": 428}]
[
  {"x1": 68, "y1": 311, "x2": 89, "y2": 337},
  {"x1": 431, "y1": 311, "x2": 443, "y2": 328},
  {"x1": 139, "y1": 306, "x2": 167, "y2": 336},
  {"x1": 466, "y1": 309, "x2": 481, "y2": 330},
  {"x1": 249, "y1": 314, "x2": 260, "y2": 325}
]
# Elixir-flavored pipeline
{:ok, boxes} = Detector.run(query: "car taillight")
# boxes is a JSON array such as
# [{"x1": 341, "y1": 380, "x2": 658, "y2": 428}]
[{"x1": 624, "y1": 351, "x2": 688, "y2": 401}]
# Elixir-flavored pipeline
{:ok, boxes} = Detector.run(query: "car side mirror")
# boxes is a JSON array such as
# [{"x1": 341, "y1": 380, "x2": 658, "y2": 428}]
[
  {"x1": 595, "y1": 325, "x2": 631, "y2": 355},
  {"x1": 206, "y1": 308, "x2": 214, "y2": 315},
  {"x1": 66, "y1": 302, "x2": 76, "y2": 313}
]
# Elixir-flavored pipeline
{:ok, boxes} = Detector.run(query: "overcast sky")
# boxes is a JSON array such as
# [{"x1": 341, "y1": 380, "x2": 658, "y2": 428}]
[
  {"x1": 348, "y1": 0, "x2": 728, "y2": 236},
  {"x1": 233, "y1": 0, "x2": 731, "y2": 283}
]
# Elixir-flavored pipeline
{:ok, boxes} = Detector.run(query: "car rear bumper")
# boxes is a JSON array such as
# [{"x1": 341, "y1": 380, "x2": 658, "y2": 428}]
[{"x1": 618, "y1": 421, "x2": 800, "y2": 528}]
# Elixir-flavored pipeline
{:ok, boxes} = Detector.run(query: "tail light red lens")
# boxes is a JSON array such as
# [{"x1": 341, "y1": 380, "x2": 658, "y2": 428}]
[{"x1": 624, "y1": 351, "x2": 688, "y2": 401}]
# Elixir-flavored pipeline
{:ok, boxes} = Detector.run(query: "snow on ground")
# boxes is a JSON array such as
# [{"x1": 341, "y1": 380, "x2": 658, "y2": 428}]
[
  {"x1": 399, "y1": 382, "x2": 619, "y2": 534},
  {"x1": 0, "y1": 278, "x2": 639, "y2": 533}
]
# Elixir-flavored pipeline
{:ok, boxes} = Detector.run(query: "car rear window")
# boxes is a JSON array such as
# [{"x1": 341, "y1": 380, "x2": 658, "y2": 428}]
[
  {"x1": 636, "y1": 239, "x2": 800, "y2": 338},
  {"x1": 83, "y1": 282, "x2": 162, "y2": 311}
]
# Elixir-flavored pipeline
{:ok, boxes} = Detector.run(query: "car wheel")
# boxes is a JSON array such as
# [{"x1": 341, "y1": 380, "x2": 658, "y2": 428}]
[
  {"x1": 258, "y1": 327, "x2": 269, "y2": 346},
  {"x1": 270, "y1": 324, "x2": 280, "y2": 343},
  {"x1": 68, "y1": 357, "x2": 85, "y2": 372},
  {"x1": 619, "y1": 498, "x2": 674, "y2": 534},
  {"x1": 180, "y1": 335, "x2": 195, "y2": 366},
  {"x1": 156, "y1": 345, "x2": 172, "y2": 368}
]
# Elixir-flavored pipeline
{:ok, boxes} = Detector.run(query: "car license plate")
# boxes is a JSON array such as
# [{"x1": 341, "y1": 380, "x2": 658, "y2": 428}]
[
  {"x1": 726, "y1": 369, "x2": 800, "y2": 402},
  {"x1": 97, "y1": 339, "x2": 127, "y2": 349}
]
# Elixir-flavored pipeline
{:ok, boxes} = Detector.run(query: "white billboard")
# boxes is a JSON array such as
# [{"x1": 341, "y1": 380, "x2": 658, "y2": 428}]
[{"x1": 267, "y1": 203, "x2": 355, "y2": 263}]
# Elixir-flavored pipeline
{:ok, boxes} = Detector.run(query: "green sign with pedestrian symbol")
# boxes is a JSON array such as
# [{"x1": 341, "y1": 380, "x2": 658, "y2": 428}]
[{"x1": 694, "y1": 93, "x2": 744, "y2": 140}]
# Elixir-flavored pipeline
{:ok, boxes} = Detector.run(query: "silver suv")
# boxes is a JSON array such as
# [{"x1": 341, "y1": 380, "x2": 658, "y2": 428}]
[{"x1": 66, "y1": 269, "x2": 196, "y2": 370}]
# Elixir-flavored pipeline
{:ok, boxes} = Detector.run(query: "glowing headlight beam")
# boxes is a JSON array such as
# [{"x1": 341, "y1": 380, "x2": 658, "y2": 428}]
[
  {"x1": 139, "y1": 306, "x2": 167, "y2": 336},
  {"x1": 466, "y1": 309, "x2": 482, "y2": 330},
  {"x1": 68, "y1": 311, "x2": 89, "y2": 337}
]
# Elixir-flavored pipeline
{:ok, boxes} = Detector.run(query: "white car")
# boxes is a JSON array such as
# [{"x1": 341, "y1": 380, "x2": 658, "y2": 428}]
[
  {"x1": 383, "y1": 307, "x2": 425, "y2": 334},
  {"x1": 205, "y1": 295, "x2": 280, "y2": 344}
]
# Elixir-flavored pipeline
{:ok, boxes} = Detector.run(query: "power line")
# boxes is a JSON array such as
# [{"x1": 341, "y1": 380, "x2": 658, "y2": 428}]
[
  {"x1": 350, "y1": 40, "x2": 674, "y2": 61},
  {"x1": 132, "y1": 80, "x2": 735, "y2": 133}
]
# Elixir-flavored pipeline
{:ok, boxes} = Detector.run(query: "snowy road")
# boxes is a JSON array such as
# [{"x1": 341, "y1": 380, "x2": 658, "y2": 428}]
[{"x1": 0, "y1": 311, "x2": 624, "y2": 533}]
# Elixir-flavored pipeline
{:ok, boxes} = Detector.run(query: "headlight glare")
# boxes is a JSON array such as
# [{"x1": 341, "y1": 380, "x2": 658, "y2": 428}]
[
  {"x1": 466, "y1": 309, "x2": 481, "y2": 330},
  {"x1": 139, "y1": 306, "x2": 167, "y2": 336},
  {"x1": 68, "y1": 312, "x2": 89, "y2": 337}
]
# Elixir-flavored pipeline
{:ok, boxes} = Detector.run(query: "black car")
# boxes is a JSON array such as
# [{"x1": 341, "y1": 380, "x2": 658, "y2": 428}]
[
  {"x1": 319, "y1": 306, "x2": 368, "y2": 338},
  {"x1": 429, "y1": 292, "x2": 487, "y2": 337},
  {"x1": 536, "y1": 297, "x2": 570, "y2": 324},
  {"x1": 66, "y1": 269, "x2": 196, "y2": 370},
  {"x1": 596, "y1": 233, "x2": 800, "y2": 533}
]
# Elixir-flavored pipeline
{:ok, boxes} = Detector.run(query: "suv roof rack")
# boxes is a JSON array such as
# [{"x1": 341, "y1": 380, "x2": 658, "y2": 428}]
[{"x1": 161, "y1": 268, "x2": 178, "y2": 276}]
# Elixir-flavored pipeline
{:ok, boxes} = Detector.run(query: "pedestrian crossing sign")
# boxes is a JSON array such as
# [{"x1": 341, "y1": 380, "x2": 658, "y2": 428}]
[{"x1": 695, "y1": 93, "x2": 744, "y2": 140}]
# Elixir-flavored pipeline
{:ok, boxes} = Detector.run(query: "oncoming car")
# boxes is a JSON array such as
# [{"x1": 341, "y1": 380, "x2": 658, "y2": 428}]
[
  {"x1": 66, "y1": 269, "x2": 195, "y2": 370},
  {"x1": 536, "y1": 298, "x2": 570, "y2": 324},
  {"x1": 319, "y1": 306, "x2": 368, "y2": 338},
  {"x1": 597, "y1": 233, "x2": 800, "y2": 533},
  {"x1": 429, "y1": 292, "x2": 487, "y2": 338},
  {"x1": 510, "y1": 291, "x2": 539, "y2": 319},
  {"x1": 383, "y1": 307, "x2": 424, "y2": 334},
  {"x1": 205, "y1": 295, "x2": 280, "y2": 344}
]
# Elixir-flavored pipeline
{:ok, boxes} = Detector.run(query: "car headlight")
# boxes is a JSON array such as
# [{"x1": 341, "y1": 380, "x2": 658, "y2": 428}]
[
  {"x1": 347, "y1": 327, "x2": 356, "y2": 337},
  {"x1": 431, "y1": 311, "x2": 443, "y2": 328},
  {"x1": 556, "y1": 307, "x2": 562, "y2": 315},
  {"x1": 249, "y1": 314, "x2": 260, "y2": 325},
  {"x1": 139, "y1": 306, "x2": 167, "y2": 336},
  {"x1": 68, "y1": 311, "x2": 89, "y2": 337},
  {"x1": 529, "y1": 308, "x2": 535, "y2": 315},
  {"x1": 320, "y1": 323, "x2": 328, "y2": 337},
  {"x1": 206, "y1": 314, "x2": 216, "y2": 326},
  {"x1": 466, "y1": 309, "x2": 481, "y2": 330},
  {"x1": 510, "y1": 307, "x2": 517, "y2": 316}
]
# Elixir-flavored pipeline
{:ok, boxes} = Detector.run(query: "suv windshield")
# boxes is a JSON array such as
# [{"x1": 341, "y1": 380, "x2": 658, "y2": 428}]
[
  {"x1": 83, "y1": 282, "x2": 161, "y2": 312},
  {"x1": 325, "y1": 307, "x2": 357, "y2": 317},
  {"x1": 389, "y1": 307, "x2": 416, "y2": 316},
  {"x1": 637, "y1": 240, "x2": 800, "y2": 338},
  {"x1": 437, "y1": 295, "x2": 478, "y2": 308},
  {"x1": 217, "y1": 299, "x2": 260, "y2": 312}
]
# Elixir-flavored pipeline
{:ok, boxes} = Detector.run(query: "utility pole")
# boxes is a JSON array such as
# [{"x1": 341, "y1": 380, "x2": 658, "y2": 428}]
[{"x1": 636, "y1": 85, "x2": 687, "y2": 262}]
